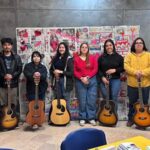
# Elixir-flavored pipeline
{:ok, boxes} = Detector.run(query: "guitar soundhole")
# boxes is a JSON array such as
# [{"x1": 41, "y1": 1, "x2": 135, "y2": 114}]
[
  {"x1": 7, "y1": 110, "x2": 12, "y2": 115},
  {"x1": 61, "y1": 106, "x2": 65, "y2": 112},
  {"x1": 109, "y1": 111, "x2": 112, "y2": 114},
  {"x1": 57, "y1": 105, "x2": 65, "y2": 112},
  {"x1": 34, "y1": 105, "x2": 39, "y2": 110},
  {"x1": 139, "y1": 108, "x2": 145, "y2": 112}
]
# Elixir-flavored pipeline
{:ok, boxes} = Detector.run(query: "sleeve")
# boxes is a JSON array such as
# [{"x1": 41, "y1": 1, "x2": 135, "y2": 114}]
[
  {"x1": 74, "y1": 57, "x2": 82, "y2": 79},
  {"x1": 124, "y1": 53, "x2": 137, "y2": 75},
  {"x1": 23, "y1": 64, "x2": 34, "y2": 81},
  {"x1": 142, "y1": 53, "x2": 150, "y2": 76},
  {"x1": 63, "y1": 58, "x2": 73, "y2": 77},
  {"x1": 98, "y1": 57, "x2": 105, "y2": 79},
  {"x1": 40, "y1": 65, "x2": 47, "y2": 81},
  {"x1": 0, "y1": 60, "x2": 5, "y2": 78},
  {"x1": 116, "y1": 55, "x2": 124, "y2": 74},
  {"x1": 88, "y1": 56, "x2": 98, "y2": 78},
  {"x1": 13, "y1": 55, "x2": 23, "y2": 79}
]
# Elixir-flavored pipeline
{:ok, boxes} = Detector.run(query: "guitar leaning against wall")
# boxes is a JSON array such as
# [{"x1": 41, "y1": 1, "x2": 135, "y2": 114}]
[
  {"x1": 133, "y1": 78, "x2": 150, "y2": 128},
  {"x1": 26, "y1": 80, "x2": 46, "y2": 127},
  {"x1": 49, "y1": 75, "x2": 70, "y2": 126},
  {"x1": 0, "y1": 81, "x2": 19, "y2": 130},
  {"x1": 98, "y1": 75, "x2": 118, "y2": 126}
]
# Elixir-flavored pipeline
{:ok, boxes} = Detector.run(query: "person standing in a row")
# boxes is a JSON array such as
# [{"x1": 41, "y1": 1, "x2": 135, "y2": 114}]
[
  {"x1": 50, "y1": 42, "x2": 74, "y2": 110},
  {"x1": 0, "y1": 38, "x2": 22, "y2": 114},
  {"x1": 74, "y1": 43, "x2": 98, "y2": 126},
  {"x1": 124, "y1": 37, "x2": 150, "y2": 129},
  {"x1": 98, "y1": 39, "x2": 124, "y2": 110}
]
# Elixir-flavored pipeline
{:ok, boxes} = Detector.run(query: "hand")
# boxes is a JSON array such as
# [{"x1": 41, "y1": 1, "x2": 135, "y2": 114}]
[
  {"x1": 54, "y1": 69, "x2": 63, "y2": 74},
  {"x1": 106, "y1": 69, "x2": 116, "y2": 75},
  {"x1": 33, "y1": 72, "x2": 41, "y2": 80},
  {"x1": 136, "y1": 71, "x2": 142, "y2": 79},
  {"x1": 4, "y1": 74, "x2": 13, "y2": 81},
  {"x1": 81, "y1": 77, "x2": 89, "y2": 85},
  {"x1": 102, "y1": 77, "x2": 109, "y2": 85}
]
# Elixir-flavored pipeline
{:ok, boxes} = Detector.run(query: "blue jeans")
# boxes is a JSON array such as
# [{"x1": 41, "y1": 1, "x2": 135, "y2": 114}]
[
  {"x1": 99, "y1": 78, "x2": 121, "y2": 110},
  {"x1": 54, "y1": 77, "x2": 71, "y2": 110},
  {"x1": 127, "y1": 86, "x2": 150, "y2": 121},
  {"x1": 75, "y1": 76, "x2": 97, "y2": 120}
]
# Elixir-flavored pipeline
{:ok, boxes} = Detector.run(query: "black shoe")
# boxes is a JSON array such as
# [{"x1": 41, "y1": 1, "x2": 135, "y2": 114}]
[
  {"x1": 135, "y1": 126, "x2": 146, "y2": 130},
  {"x1": 126, "y1": 121, "x2": 134, "y2": 127}
]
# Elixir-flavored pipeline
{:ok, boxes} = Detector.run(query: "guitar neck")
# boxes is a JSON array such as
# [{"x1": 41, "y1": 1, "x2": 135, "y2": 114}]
[
  {"x1": 56, "y1": 78, "x2": 61, "y2": 106},
  {"x1": 138, "y1": 81, "x2": 144, "y2": 108},
  {"x1": 35, "y1": 84, "x2": 39, "y2": 104},
  {"x1": 7, "y1": 81, "x2": 11, "y2": 110},
  {"x1": 106, "y1": 84, "x2": 110, "y2": 106}
]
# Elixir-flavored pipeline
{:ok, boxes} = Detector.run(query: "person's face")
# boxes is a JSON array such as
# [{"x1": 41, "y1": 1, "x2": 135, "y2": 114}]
[
  {"x1": 2, "y1": 43, "x2": 13, "y2": 53},
  {"x1": 105, "y1": 41, "x2": 113, "y2": 54},
  {"x1": 80, "y1": 44, "x2": 89, "y2": 55},
  {"x1": 59, "y1": 44, "x2": 66, "y2": 55},
  {"x1": 33, "y1": 54, "x2": 41, "y2": 64},
  {"x1": 135, "y1": 39, "x2": 144, "y2": 53}
]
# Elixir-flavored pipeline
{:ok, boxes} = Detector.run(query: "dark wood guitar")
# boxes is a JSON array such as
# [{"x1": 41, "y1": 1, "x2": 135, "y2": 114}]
[
  {"x1": 49, "y1": 77, "x2": 70, "y2": 125},
  {"x1": 26, "y1": 80, "x2": 46, "y2": 126},
  {"x1": 0, "y1": 81, "x2": 19, "y2": 130},
  {"x1": 133, "y1": 78, "x2": 150, "y2": 127},
  {"x1": 98, "y1": 76, "x2": 118, "y2": 126}
]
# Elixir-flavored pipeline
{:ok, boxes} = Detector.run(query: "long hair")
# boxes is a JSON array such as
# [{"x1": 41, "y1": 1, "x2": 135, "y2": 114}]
[
  {"x1": 103, "y1": 39, "x2": 116, "y2": 55},
  {"x1": 79, "y1": 42, "x2": 90, "y2": 66},
  {"x1": 51, "y1": 42, "x2": 70, "y2": 68},
  {"x1": 131, "y1": 37, "x2": 148, "y2": 53}
]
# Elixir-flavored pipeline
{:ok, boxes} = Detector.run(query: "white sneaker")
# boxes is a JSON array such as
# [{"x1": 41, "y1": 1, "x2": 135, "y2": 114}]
[
  {"x1": 89, "y1": 120, "x2": 96, "y2": 126},
  {"x1": 79, "y1": 120, "x2": 85, "y2": 126}
]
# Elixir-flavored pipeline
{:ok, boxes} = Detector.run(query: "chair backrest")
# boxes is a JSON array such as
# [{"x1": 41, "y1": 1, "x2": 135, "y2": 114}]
[{"x1": 61, "y1": 128, "x2": 107, "y2": 150}]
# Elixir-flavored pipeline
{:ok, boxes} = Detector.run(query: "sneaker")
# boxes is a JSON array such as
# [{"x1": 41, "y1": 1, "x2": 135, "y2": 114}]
[
  {"x1": 126, "y1": 120, "x2": 134, "y2": 127},
  {"x1": 79, "y1": 120, "x2": 85, "y2": 126},
  {"x1": 89, "y1": 120, "x2": 96, "y2": 126}
]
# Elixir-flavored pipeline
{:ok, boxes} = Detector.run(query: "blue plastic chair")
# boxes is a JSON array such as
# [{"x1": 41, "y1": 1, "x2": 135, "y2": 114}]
[{"x1": 61, "y1": 128, "x2": 107, "y2": 150}]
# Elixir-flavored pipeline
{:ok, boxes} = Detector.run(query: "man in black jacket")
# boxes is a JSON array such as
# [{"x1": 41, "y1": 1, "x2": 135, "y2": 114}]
[{"x1": 0, "y1": 38, "x2": 22, "y2": 109}]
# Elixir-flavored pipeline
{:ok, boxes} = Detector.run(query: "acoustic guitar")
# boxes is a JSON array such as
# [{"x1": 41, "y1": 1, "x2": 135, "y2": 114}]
[
  {"x1": 133, "y1": 78, "x2": 150, "y2": 127},
  {"x1": 98, "y1": 76, "x2": 118, "y2": 126},
  {"x1": 49, "y1": 77, "x2": 70, "y2": 125},
  {"x1": 0, "y1": 81, "x2": 19, "y2": 130},
  {"x1": 26, "y1": 80, "x2": 46, "y2": 126}
]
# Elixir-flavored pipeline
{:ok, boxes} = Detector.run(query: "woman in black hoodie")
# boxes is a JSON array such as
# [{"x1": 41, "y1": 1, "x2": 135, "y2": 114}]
[{"x1": 98, "y1": 39, "x2": 124, "y2": 109}]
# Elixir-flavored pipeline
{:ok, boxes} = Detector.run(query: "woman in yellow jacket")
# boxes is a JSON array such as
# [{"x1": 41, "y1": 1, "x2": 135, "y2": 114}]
[{"x1": 124, "y1": 37, "x2": 150, "y2": 128}]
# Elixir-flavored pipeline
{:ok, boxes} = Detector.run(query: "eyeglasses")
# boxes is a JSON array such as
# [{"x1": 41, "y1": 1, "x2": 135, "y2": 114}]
[{"x1": 135, "y1": 42, "x2": 143, "y2": 45}]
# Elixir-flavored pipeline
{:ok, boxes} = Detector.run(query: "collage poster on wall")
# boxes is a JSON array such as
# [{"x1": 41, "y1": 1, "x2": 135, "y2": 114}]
[{"x1": 16, "y1": 25, "x2": 140, "y2": 121}]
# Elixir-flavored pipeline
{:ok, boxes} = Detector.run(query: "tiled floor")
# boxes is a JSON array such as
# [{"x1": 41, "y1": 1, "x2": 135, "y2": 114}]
[{"x1": 0, "y1": 121, "x2": 150, "y2": 150}]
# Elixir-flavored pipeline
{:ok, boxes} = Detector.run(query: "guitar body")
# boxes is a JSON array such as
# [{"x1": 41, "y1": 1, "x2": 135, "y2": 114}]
[
  {"x1": 0, "y1": 105, "x2": 19, "y2": 130},
  {"x1": 49, "y1": 99, "x2": 70, "y2": 125},
  {"x1": 26, "y1": 100, "x2": 46, "y2": 126},
  {"x1": 98, "y1": 100, "x2": 118, "y2": 126},
  {"x1": 133, "y1": 102, "x2": 150, "y2": 127}
]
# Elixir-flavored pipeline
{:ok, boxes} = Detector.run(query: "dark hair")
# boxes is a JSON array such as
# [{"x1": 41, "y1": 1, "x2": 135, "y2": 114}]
[
  {"x1": 1, "y1": 38, "x2": 13, "y2": 45},
  {"x1": 79, "y1": 42, "x2": 90, "y2": 66},
  {"x1": 103, "y1": 39, "x2": 116, "y2": 54},
  {"x1": 52, "y1": 42, "x2": 70, "y2": 68},
  {"x1": 31, "y1": 51, "x2": 42, "y2": 62},
  {"x1": 131, "y1": 37, "x2": 148, "y2": 52}
]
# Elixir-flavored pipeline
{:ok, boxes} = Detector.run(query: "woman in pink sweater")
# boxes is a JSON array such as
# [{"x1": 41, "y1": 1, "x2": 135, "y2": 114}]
[{"x1": 74, "y1": 43, "x2": 98, "y2": 126}]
